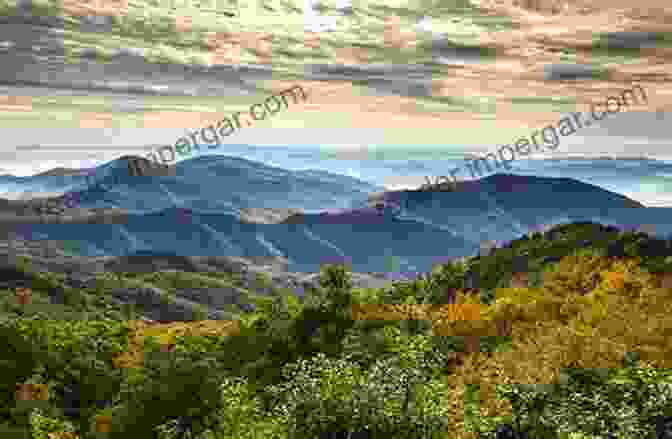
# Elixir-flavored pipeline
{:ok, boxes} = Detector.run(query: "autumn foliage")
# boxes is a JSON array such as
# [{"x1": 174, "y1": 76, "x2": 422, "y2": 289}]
[{"x1": 2, "y1": 222, "x2": 672, "y2": 439}]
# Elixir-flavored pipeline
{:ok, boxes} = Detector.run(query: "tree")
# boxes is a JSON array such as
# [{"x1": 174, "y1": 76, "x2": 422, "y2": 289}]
[
  {"x1": 315, "y1": 264, "x2": 354, "y2": 314},
  {"x1": 420, "y1": 261, "x2": 467, "y2": 305},
  {"x1": 0, "y1": 320, "x2": 54, "y2": 428},
  {"x1": 109, "y1": 352, "x2": 230, "y2": 439},
  {"x1": 292, "y1": 264, "x2": 357, "y2": 357}
]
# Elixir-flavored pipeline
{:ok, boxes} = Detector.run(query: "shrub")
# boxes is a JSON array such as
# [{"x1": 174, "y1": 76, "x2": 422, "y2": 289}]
[
  {"x1": 265, "y1": 353, "x2": 452, "y2": 439},
  {"x1": 109, "y1": 353, "x2": 231, "y2": 439},
  {"x1": 29, "y1": 409, "x2": 78, "y2": 439}
]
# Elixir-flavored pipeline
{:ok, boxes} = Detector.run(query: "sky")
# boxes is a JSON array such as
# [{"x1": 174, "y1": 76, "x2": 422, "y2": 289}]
[
  {"x1": 0, "y1": 0, "x2": 670, "y2": 180},
  {"x1": 2, "y1": 108, "x2": 670, "y2": 178}
]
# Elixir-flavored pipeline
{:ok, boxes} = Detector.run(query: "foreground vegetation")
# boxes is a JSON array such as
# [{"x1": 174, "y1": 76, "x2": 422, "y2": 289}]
[{"x1": 2, "y1": 221, "x2": 672, "y2": 438}]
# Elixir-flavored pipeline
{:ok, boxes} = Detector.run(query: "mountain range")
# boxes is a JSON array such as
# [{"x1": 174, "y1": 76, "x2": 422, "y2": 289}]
[{"x1": 0, "y1": 154, "x2": 668, "y2": 279}]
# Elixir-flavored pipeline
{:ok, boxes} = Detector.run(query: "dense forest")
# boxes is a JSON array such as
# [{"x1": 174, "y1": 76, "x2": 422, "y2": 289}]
[{"x1": 2, "y1": 221, "x2": 672, "y2": 439}]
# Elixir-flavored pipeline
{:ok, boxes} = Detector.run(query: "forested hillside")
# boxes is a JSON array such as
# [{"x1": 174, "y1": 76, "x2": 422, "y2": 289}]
[{"x1": 2, "y1": 221, "x2": 672, "y2": 439}]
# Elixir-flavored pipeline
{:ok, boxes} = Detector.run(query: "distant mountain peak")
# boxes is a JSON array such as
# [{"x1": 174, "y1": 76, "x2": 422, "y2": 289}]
[
  {"x1": 113, "y1": 154, "x2": 175, "y2": 177},
  {"x1": 31, "y1": 156, "x2": 159, "y2": 178},
  {"x1": 374, "y1": 173, "x2": 645, "y2": 209},
  {"x1": 35, "y1": 167, "x2": 84, "y2": 177},
  {"x1": 116, "y1": 154, "x2": 150, "y2": 163}
]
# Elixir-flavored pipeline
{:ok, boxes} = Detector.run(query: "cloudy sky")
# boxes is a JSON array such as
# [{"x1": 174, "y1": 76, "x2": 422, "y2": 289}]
[{"x1": 0, "y1": 0, "x2": 670, "y2": 176}]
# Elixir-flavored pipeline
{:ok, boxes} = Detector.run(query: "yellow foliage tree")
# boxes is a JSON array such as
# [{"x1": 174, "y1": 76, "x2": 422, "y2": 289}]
[
  {"x1": 542, "y1": 251, "x2": 613, "y2": 297},
  {"x1": 112, "y1": 320, "x2": 241, "y2": 369},
  {"x1": 438, "y1": 252, "x2": 672, "y2": 438}
]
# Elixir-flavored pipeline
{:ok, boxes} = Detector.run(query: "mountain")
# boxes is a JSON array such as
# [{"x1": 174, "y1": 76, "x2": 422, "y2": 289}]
[
  {"x1": 0, "y1": 156, "x2": 669, "y2": 277},
  {"x1": 3, "y1": 212, "x2": 672, "y2": 439},
  {"x1": 35, "y1": 167, "x2": 85, "y2": 177},
  {"x1": 0, "y1": 239, "x2": 403, "y2": 323},
  {"x1": 385, "y1": 173, "x2": 645, "y2": 208}
]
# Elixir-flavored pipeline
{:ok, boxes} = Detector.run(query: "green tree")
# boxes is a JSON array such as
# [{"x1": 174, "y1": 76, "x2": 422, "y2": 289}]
[
  {"x1": 109, "y1": 351, "x2": 230, "y2": 439},
  {"x1": 314, "y1": 264, "x2": 354, "y2": 314},
  {"x1": 295, "y1": 264, "x2": 356, "y2": 357},
  {"x1": 0, "y1": 319, "x2": 57, "y2": 429}
]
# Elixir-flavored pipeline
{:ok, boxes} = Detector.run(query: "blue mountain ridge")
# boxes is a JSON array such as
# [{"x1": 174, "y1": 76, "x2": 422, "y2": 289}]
[{"x1": 3, "y1": 154, "x2": 671, "y2": 275}]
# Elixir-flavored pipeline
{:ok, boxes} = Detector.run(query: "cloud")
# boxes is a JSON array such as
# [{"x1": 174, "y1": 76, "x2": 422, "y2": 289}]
[
  {"x1": 304, "y1": 15, "x2": 338, "y2": 32},
  {"x1": 415, "y1": 16, "x2": 434, "y2": 33}
]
